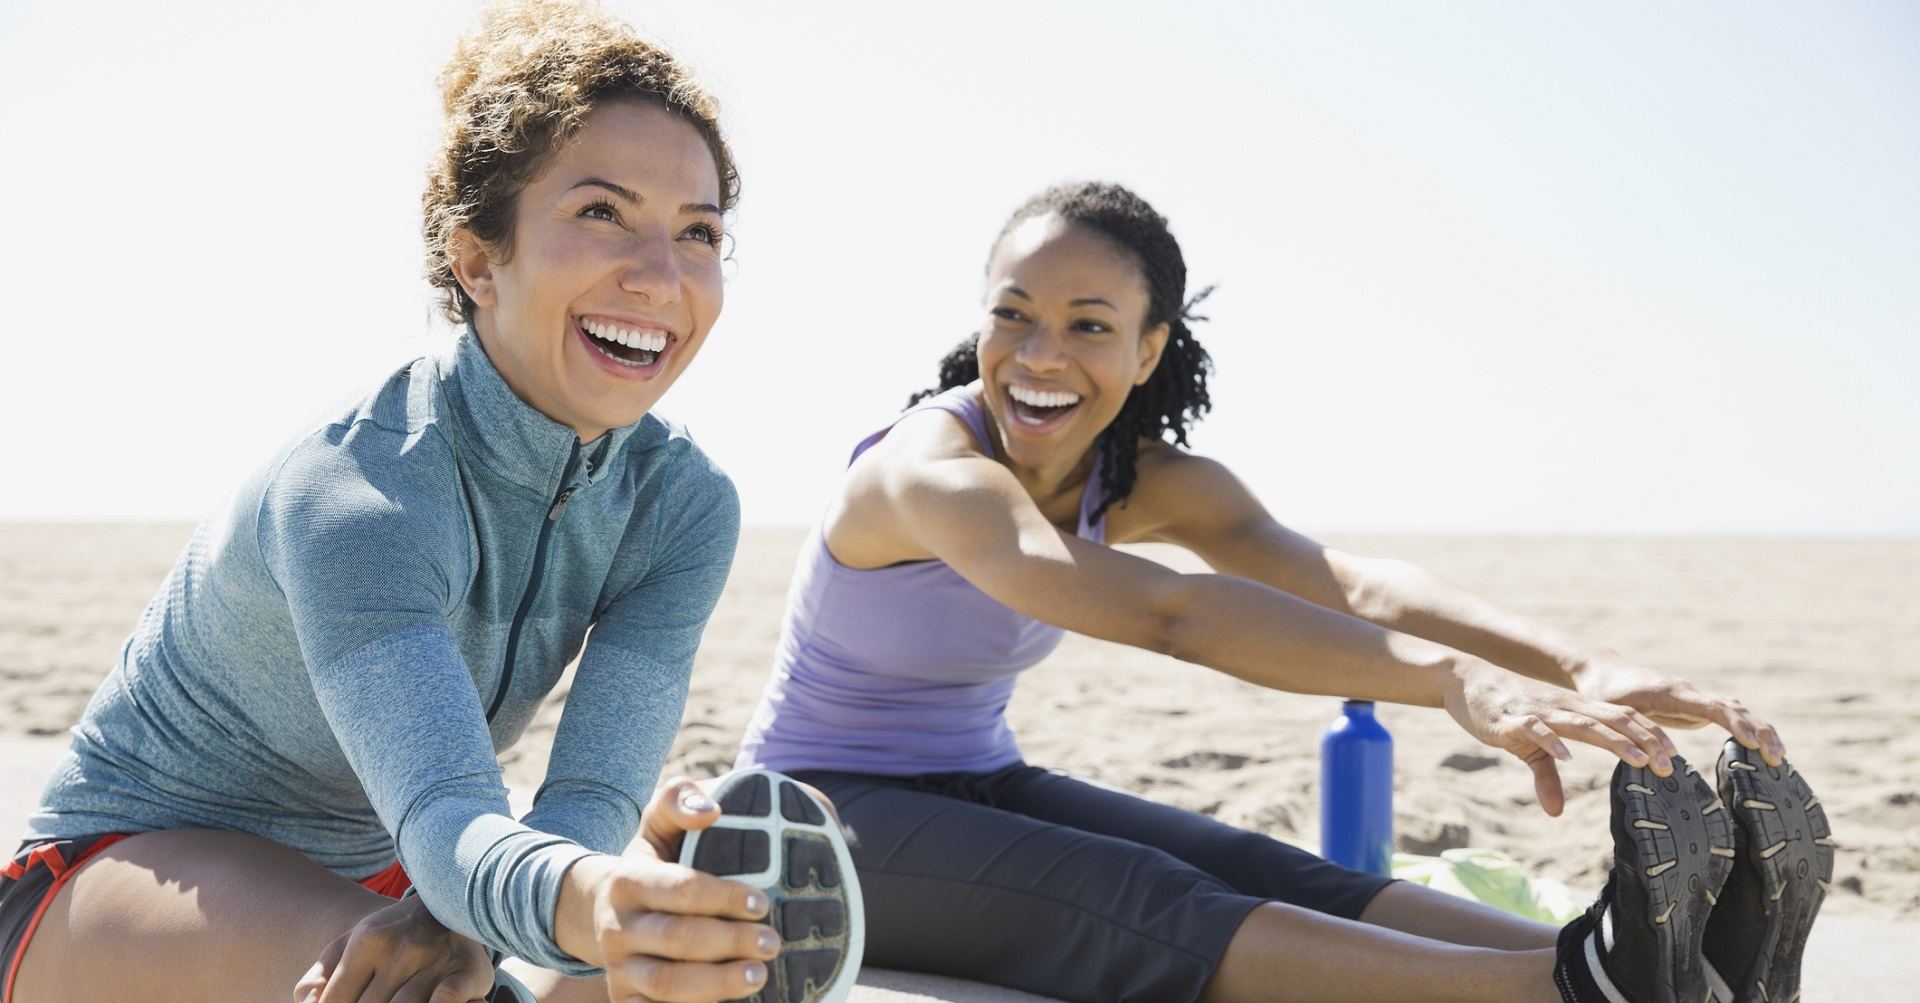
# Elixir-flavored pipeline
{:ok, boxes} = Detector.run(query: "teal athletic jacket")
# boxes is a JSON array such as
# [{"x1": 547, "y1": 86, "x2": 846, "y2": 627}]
[{"x1": 27, "y1": 330, "x2": 740, "y2": 974}]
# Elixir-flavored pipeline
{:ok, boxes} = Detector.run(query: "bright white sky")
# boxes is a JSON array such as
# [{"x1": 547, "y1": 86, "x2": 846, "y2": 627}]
[{"x1": 2, "y1": 1, "x2": 1915, "y2": 534}]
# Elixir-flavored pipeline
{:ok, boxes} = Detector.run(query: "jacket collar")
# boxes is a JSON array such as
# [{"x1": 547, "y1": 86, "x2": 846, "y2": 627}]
[{"x1": 436, "y1": 328, "x2": 647, "y2": 494}]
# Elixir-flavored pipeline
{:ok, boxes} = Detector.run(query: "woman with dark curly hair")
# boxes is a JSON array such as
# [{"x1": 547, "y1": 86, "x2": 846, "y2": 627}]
[
  {"x1": 0, "y1": 3, "x2": 819, "y2": 1001},
  {"x1": 732, "y1": 180, "x2": 1825, "y2": 1003}
]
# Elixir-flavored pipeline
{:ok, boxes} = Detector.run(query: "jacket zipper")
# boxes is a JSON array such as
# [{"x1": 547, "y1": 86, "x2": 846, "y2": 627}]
[{"x1": 487, "y1": 440, "x2": 582, "y2": 722}]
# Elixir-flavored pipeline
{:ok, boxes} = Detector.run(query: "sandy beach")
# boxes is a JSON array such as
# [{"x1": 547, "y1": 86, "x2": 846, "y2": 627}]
[{"x1": 3, "y1": 522, "x2": 1915, "y2": 997}]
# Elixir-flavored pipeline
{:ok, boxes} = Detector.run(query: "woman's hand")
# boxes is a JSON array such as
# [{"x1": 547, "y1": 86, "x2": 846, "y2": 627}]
[
  {"x1": 554, "y1": 778, "x2": 781, "y2": 1002},
  {"x1": 293, "y1": 894, "x2": 494, "y2": 1003},
  {"x1": 1443, "y1": 659, "x2": 1680, "y2": 817},
  {"x1": 638, "y1": 776, "x2": 842, "y2": 864},
  {"x1": 1571, "y1": 651, "x2": 1784, "y2": 765}
]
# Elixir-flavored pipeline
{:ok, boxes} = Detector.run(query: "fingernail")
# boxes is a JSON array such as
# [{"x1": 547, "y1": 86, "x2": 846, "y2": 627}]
[
  {"x1": 746, "y1": 891, "x2": 768, "y2": 913},
  {"x1": 1553, "y1": 742, "x2": 1572, "y2": 761},
  {"x1": 746, "y1": 963, "x2": 767, "y2": 986},
  {"x1": 1655, "y1": 755, "x2": 1672, "y2": 774},
  {"x1": 758, "y1": 929, "x2": 779, "y2": 953},
  {"x1": 680, "y1": 790, "x2": 717, "y2": 813}
]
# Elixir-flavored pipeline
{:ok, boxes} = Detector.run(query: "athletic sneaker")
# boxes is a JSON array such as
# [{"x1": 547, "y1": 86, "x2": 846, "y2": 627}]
[
  {"x1": 1703, "y1": 739, "x2": 1835, "y2": 1003},
  {"x1": 1554, "y1": 754, "x2": 1737, "y2": 1003},
  {"x1": 679, "y1": 769, "x2": 865, "y2": 1003}
]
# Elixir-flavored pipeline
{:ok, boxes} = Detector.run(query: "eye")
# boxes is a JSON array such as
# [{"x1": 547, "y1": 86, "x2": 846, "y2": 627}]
[
  {"x1": 990, "y1": 306, "x2": 1028, "y2": 323},
  {"x1": 1072, "y1": 320, "x2": 1113, "y2": 334},
  {"x1": 577, "y1": 199, "x2": 619, "y2": 222},
  {"x1": 682, "y1": 221, "x2": 723, "y2": 247}
]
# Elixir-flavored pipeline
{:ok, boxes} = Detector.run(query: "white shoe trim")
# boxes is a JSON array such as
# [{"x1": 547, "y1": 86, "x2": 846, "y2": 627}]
[
  {"x1": 1585, "y1": 928, "x2": 1634, "y2": 1003},
  {"x1": 1704, "y1": 960, "x2": 1733, "y2": 1002},
  {"x1": 680, "y1": 768, "x2": 866, "y2": 1003}
]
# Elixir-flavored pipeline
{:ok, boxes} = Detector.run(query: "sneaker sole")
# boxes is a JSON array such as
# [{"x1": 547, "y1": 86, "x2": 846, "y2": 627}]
[
  {"x1": 1718, "y1": 741, "x2": 1834, "y2": 1003},
  {"x1": 679, "y1": 769, "x2": 865, "y2": 1003},
  {"x1": 1612, "y1": 755, "x2": 1738, "y2": 1003}
]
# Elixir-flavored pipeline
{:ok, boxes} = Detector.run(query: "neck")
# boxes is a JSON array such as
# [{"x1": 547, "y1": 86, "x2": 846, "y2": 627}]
[
  {"x1": 975, "y1": 388, "x2": 1098, "y2": 507},
  {"x1": 470, "y1": 313, "x2": 600, "y2": 444}
]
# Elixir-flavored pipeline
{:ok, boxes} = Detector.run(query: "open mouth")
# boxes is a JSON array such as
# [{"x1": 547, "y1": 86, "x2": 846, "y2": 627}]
[
  {"x1": 578, "y1": 317, "x2": 671, "y2": 369},
  {"x1": 1006, "y1": 384, "x2": 1082, "y2": 429}
]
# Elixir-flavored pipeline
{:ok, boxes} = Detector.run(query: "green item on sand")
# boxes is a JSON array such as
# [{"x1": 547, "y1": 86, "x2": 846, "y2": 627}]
[{"x1": 1391, "y1": 848, "x2": 1585, "y2": 925}]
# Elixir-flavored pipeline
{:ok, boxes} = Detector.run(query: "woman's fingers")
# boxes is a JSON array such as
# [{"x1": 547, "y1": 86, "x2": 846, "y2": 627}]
[
  {"x1": 315, "y1": 932, "x2": 377, "y2": 1003},
  {"x1": 1510, "y1": 744, "x2": 1567, "y2": 817},
  {"x1": 1606, "y1": 709, "x2": 1675, "y2": 772},
  {"x1": 608, "y1": 912, "x2": 781, "y2": 965},
  {"x1": 294, "y1": 932, "x2": 348, "y2": 1002},
  {"x1": 1545, "y1": 705, "x2": 1675, "y2": 775},
  {"x1": 1514, "y1": 715, "x2": 1571, "y2": 763},
  {"x1": 1702, "y1": 696, "x2": 1783, "y2": 762},
  {"x1": 396, "y1": 966, "x2": 494, "y2": 1003},
  {"x1": 616, "y1": 957, "x2": 769, "y2": 1003},
  {"x1": 642, "y1": 776, "x2": 722, "y2": 861},
  {"x1": 615, "y1": 864, "x2": 769, "y2": 922},
  {"x1": 1627, "y1": 709, "x2": 1679, "y2": 758}
]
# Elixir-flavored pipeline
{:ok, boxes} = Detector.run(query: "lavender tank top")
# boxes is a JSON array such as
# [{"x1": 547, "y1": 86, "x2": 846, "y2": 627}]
[{"x1": 735, "y1": 386, "x2": 1107, "y2": 776}]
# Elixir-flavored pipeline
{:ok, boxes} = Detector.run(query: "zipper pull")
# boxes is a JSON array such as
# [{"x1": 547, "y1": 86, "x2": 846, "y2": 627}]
[{"x1": 548, "y1": 487, "x2": 575, "y2": 521}]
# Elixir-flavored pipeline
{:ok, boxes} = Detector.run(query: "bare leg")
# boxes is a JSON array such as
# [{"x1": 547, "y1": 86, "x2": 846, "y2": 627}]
[
  {"x1": 14, "y1": 829, "x2": 399, "y2": 1002},
  {"x1": 1358, "y1": 881, "x2": 1559, "y2": 950},
  {"x1": 1198, "y1": 902, "x2": 1560, "y2": 1003}
]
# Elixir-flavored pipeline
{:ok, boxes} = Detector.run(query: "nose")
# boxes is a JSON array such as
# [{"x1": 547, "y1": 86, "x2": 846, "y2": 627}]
[
  {"x1": 1013, "y1": 322, "x2": 1068, "y2": 374},
  {"x1": 619, "y1": 229, "x2": 681, "y2": 304}
]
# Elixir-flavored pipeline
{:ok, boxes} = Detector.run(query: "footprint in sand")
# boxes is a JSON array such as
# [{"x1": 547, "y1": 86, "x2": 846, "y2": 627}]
[{"x1": 1158, "y1": 751, "x2": 1259, "y2": 770}]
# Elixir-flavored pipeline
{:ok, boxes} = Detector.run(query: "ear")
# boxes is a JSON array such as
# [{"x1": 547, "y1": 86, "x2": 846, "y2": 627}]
[
  {"x1": 1134, "y1": 321, "x2": 1171, "y2": 386},
  {"x1": 447, "y1": 227, "x2": 498, "y2": 312}
]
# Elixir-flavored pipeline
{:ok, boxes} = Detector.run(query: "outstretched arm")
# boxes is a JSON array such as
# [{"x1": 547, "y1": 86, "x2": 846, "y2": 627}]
[
  {"x1": 1125, "y1": 449, "x2": 1784, "y2": 764},
  {"x1": 846, "y1": 417, "x2": 1677, "y2": 814}
]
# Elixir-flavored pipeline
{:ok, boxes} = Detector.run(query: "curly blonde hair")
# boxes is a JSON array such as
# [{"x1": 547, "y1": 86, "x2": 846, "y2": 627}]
[{"x1": 424, "y1": 0, "x2": 739, "y2": 325}]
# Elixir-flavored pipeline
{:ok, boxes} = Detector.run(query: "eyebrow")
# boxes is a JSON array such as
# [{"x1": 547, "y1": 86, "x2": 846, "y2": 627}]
[
  {"x1": 1001, "y1": 286, "x2": 1117, "y2": 310},
  {"x1": 568, "y1": 178, "x2": 722, "y2": 215}
]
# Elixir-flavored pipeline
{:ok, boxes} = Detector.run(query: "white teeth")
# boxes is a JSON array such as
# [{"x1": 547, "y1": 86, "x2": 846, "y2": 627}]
[
  {"x1": 1008, "y1": 385, "x2": 1081, "y2": 409},
  {"x1": 581, "y1": 319, "x2": 670, "y2": 355}
]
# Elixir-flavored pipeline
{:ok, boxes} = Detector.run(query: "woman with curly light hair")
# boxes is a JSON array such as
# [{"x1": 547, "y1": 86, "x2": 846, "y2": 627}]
[{"x1": 0, "y1": 3, "x2": 818, "y2": 1001}]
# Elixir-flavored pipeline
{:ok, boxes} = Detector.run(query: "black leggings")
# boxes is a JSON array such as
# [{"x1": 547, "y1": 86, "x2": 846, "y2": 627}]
[{"x1": 792, "y1": 763, "x2": 1395, "y2": 1003}]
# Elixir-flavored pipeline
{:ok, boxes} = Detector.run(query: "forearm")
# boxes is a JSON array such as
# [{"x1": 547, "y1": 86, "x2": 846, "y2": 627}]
[
  {"x1": 1342, "y1": 557, "x2": 1596, "y2": 689},
  {"x1": 1158, "y1": 571, "x2": 1476, "y2": 707}
]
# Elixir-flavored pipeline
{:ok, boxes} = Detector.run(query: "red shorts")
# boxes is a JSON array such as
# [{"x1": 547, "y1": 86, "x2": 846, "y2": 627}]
[{"x1": 0, "y1": 833, "x2": 412, "y2": 1002}]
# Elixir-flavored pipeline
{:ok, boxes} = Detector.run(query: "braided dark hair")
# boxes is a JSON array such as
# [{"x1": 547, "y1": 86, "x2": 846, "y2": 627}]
[{"x1": 910, "y1": 181, "x2": 1214, "y2": 522}]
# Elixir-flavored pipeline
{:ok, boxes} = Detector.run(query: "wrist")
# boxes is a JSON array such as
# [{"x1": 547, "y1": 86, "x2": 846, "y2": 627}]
[
  {"x1": 1566, "y1": 648, "x2": 1620, "y2": 692},
  {"x1": 553, "y1": 852, "x2": 618, "y2": 969}
]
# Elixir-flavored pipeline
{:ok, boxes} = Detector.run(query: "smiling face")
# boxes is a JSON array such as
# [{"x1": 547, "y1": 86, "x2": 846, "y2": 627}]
[
  {"x1": 449, "y1": 99, "x2": 725, "y2": 442},
  {"x1": 976, "y1": 214, "x2": 1169, "y2": 474}
]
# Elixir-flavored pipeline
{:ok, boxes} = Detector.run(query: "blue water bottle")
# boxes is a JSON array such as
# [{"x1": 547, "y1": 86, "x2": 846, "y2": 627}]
[{"x1": 1321, "y1": 699, "x2": 1394, "y2": 876}]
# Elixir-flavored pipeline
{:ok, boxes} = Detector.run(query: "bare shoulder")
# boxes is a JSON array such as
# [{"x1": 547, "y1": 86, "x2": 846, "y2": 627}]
[
  {"x1": 826, "y1": 394, "x2": 1000, "y2": 567},
  {"x1": 1106, "y1": 440, "x2": 1264, "y2": 545}
]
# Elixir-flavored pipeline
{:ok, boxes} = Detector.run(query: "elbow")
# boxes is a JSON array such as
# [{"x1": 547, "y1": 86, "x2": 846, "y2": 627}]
[
  {"x1": 1346, "y1": 556, "x2": 1416, "y2": 620},
  {"x1": 1144, "y1": 575, "x2": 1204, "y2": 662}
]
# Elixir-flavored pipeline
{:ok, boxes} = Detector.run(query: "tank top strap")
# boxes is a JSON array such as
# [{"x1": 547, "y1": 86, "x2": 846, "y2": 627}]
[
  {"x1": 848, "y1": 384, "x2": 1108, "y2": 542},
  {"x1": 848, "y1": 386, "x2": 994, "y2": 466},
  {"x1": 1076, "y1": 449, "x2": 1109, "y2": 544}
]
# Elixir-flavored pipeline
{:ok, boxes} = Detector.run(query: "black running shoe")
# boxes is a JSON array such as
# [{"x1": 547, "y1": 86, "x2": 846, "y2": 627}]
[
  {"x1": 1703, "y1": 740, "x2": 1835, "y2": 1003},
  {"x1": 1554, "y1": 755, "x2": 1736, "y2": 1003},
  {"x1": 679, "y1": 769, "x2": 865, "y2": 1003}
]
